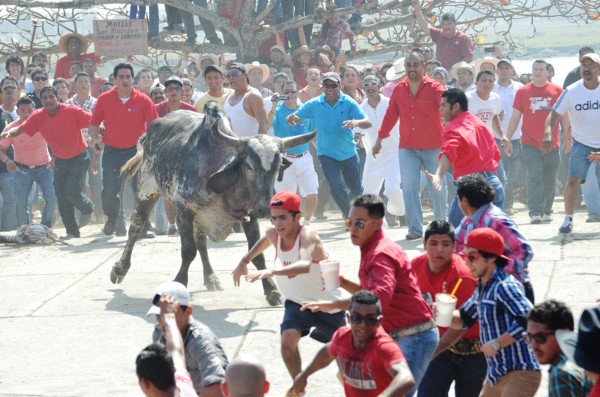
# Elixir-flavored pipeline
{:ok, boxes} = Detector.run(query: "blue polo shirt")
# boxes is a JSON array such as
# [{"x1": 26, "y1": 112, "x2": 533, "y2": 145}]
[
  {"x1": 295, "y1": 93, "x2": 366, "y2": 161},
  {"x1": 273, "y1": 102, "x2": 309, "y2": 155}
]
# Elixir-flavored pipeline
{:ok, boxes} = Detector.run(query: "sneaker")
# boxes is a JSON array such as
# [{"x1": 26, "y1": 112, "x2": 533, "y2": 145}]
[
  {"x1": 103, "y1": 218, "x2": 116, "y2": 235},
  {"x1": 141, "y1": 230, "x2": 156, "y2": 239},
  {"x1": 559, "y1": 218, "x2": 573, "y2": 233},
  {"x1": 78, "y1": 212, "x2": 92, "y2": 228},
  {"x1": 168, "y1": 225, "x2": 179, "y2": 236},
  {"x1": 530, "y1": 215, "x2": 542, "y2": 224},
  {"x1": 405, "y1": 232, "x2": 422, "y2": 241},
  {"x1": 541, "y1": 214, "x2": 553, "y2": 222},
  {"x1": 208, "y1": 36, "x2": 223, "y2": 44}
]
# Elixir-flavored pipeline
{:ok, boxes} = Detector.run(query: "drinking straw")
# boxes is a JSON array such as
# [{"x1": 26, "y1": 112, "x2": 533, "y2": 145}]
[{"x1": 450, "y1": 278, "x2": 463, "y2": 297}]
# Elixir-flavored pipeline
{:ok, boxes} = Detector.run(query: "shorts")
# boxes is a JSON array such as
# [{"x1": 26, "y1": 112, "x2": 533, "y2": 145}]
[
  {"x1": 569, "y1": 139, "x2": 600, "y2": 182},
  {"x1": 275, "y1": 152, "x2": 319, "y2": 196},
  {"x1": 281, "y1": 300, "x2": 345, "y2": 343}
]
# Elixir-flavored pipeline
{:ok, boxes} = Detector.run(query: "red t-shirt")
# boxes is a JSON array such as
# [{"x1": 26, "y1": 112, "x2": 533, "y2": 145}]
[
  {"x1": 512, "y1": 82, "x2": 562, "y2": 151},
  {"x1": 54, "y1": 53, "x2": 101, "y2": 79},
  {"x1": 90, "y1": 87, "x2": 158, "y2": 149},
  {"x1": 429, "y1": 28, "x2": 474, "y2": 71},
  {"x1": 155, "y1": 100, "x2": 196, "y2": 118},
  {"x1": 19, "y1": 104, "x2": 90, "y2": 159},
  {"x1": 588, "y1": 381, "x2": 600, "y2": 397},
  {"x1": 378, "y1": 75, "x2": 444, "y2": 150},
  {"x1": 91, "y1": 76, "x2": 108, "y2": 98},
  {"x1": 440, "y1": 111, "x2": 500, "y2": 178},
  {"x1": 330, "y1": 326, "x2": 405, "y2": 397},
  {"x1": 359, "y1": 229, "x2": 433, "y2": 332},
  {"x1": 411, "y1": 253, "x2": 479, "y2": 339}
]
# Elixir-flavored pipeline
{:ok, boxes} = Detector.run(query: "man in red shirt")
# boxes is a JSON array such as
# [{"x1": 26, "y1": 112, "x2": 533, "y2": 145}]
[
  {"x1": 411, "y1": 220, "x2": 485, "y2": 397},
  {"x1": 505, "y1": 59, "x2": 568, "y2": 225},
  {"x1": 373, "y1": 51, "x2": 447, "y2": 240},
  {"x1": 54, "y1": 33, "x2": 100, "y2": 80},
  {"x1": 89, "y1": 63, "x2": 158, "y2": 237},
  {"x1": 302, "y1": 194, "x2": 438, "y2": 397},
  {"x1": 428, "y1": 88, "x2": 504, "y2": 227},
  {"x1": 293, "y1": 290, "x2": 415, "y2": 397},
  {"x1": 1, "y1": 86, "x2": 94, "y2": 239},
  {"x1": 155, "y1": 76, "x2": 196, "y2": 117}
]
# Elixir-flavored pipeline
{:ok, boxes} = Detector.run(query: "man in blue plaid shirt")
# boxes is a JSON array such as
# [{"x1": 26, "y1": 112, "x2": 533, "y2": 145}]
[{"x1": 441, "y1": 228, "x2": 541, "y2": 397}]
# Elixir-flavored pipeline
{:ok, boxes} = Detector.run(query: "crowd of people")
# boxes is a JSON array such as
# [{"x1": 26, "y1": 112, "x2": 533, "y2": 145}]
[{"x1": 0, "y1": 2, "x2": 599, "y2": 396}]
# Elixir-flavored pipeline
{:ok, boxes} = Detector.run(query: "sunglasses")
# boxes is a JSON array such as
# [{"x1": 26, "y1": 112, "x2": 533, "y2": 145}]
[
  {"x1": 323, "y1": 83, "x2": 339, "y2": 89},
  {"x1": 524, "y1": 331, "x2": 554, "y2": 345},
  {"x1": 363, "y1": 82, "x2": 379, "y2": 87},
  {"x1": 282, "y1": 90, "x2": 297, "y2": 94},
  {"x1": 223, "y1": 83, "x2": 230, "y2": 87},
  {"x1": 226, "y1": 72, "x2": 242, "y2": 78},
  {"x1": 166, "y1": 85, "x2": 182, "y2": 91},
  {"x1": 349, "y1": 313, "x2": 380, "y2": 326},
  {"x1": 33, "y1": 76, "x2": 48, "y2": 81},
  {"x1": 465, "y1": 252, "x2": 482, "y2": 263},
  {"x1": 344, "y1": 219, "x2": 376, "y2": 230},
  {"x1": 152, "y1": 294, "x2": 188, "y2": 312}
]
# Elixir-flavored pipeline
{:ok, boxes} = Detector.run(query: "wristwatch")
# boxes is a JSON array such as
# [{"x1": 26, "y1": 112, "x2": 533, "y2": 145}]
[{"x1": 491, "y1": 339, "x2": 501, "y2": 352}]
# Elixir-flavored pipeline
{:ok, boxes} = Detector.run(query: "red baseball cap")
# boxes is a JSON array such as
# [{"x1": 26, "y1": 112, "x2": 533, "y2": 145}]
[
  {"x1": 270, "y1": 191, "x2": 301, "y2": 212},
  {"x1": 465, "y1": 228, "x2": 509, "y2": 260}
]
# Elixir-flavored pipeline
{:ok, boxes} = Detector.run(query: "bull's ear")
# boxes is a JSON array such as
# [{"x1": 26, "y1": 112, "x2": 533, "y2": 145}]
[{"x1": 207, "y1": 155, "x2": 243, "y2": 193}]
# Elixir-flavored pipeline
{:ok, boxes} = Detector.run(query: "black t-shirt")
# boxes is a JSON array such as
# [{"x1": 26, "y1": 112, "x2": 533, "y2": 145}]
[{"x1": 563, "y1": 66, "x2": 581, "y2": 89}]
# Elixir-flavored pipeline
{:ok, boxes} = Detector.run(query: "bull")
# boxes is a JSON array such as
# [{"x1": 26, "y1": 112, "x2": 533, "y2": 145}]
[{"x1": 110, "y1": 102, "x2": 316, "y2": 306}]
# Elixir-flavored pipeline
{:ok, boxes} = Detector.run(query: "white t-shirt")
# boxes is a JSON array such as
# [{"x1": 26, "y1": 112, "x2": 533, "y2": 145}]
[
  {"x1": 494, "y1": 80, "x2": 523, "y2": 140},
  {"x1": 554, "y1": 80, "x2": 600, "y2": 148},
  {"x1": 357, "y1": 95, "x2": 399, "y2": 158},
  {"x1": 467, "y1": 91, "x2": 502, "y2": 139}
]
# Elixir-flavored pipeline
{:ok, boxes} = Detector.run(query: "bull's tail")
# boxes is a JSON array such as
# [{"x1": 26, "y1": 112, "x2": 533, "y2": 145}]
[{"x1": 120, "y1": 149, "x2": 144, "y2": 180}]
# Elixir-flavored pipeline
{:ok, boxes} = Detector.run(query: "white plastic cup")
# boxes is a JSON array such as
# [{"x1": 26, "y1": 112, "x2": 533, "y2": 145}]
[
  {"x1": 434, "y1": 293, "x2": 457, "y2": 327},
  {"x1": 320, "y1": 260, "x2": 340, "y2": 290}
]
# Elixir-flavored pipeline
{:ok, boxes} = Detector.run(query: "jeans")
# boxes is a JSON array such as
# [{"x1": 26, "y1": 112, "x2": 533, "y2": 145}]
[
  {"x1": 102, "y1": 146, "x2": 138, "y2": 224},
  {"x1": 54, "y1": 152, "x2": 94, "y2": 236},
  {"x1": 0, "y1": 172, "x2": 17, "y2": 231},
  {"x1": 318, "y1": 154, "x2": 362, "y2": 219},
  {"x1": 282, "y1": 0, "x2": 315, "y2": 48},
  {"x1": 418, "y1": 350, "x2": 486, "y2": 397},
  {"x1": 395, "y1": 326, "x2": 440, "y2": 397},
  {"x1": 181, "y1": 0, "x2": 219, "y2": 43},
  {"x1": 148, "y1": 5, "x2": 159, "y2": 36},
  {"x1": 13, "y1": 164, "x2": 57, "y2": 228},
  {"x1": 501, "y1": 139, "x2": 522, "y2": 210},
  {"x1": 582, "y1": 164, "x2": 600, "y2": 220},
  {"x1": 398, "y1": 148, "x2": 447, "y2": 236},
  {"x1": 522, "y1": 144, "x2": 559, "y2": 217},
  {"x1": 449, "y1": 171, "x2": 504, "y2": 227},
  {"x1": 129, "y1": 5, "x2": 146, "y2": 19}
]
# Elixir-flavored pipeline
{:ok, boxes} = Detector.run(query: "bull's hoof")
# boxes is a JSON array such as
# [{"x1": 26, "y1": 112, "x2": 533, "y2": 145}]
[
  {"x1": 110, "y1": 263, "x2": 130, "y2": 284},
  {"x1": 265, "y1": 289, "x2": 283, "y2": 306},
  {"x1": 205, "y1": 274, "x2": 223, "y2": 291}
]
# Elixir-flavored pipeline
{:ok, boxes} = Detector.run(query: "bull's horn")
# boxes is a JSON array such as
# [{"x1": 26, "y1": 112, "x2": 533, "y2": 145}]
[
  {"x1": 211, "y1": 120, "x2": 241, "y2": 149},
  {"x1": 281, "y1": 130, "x2": 317, "y2": 151}
]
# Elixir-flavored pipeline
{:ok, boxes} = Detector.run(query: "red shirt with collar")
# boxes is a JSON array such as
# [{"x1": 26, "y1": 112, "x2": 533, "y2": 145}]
[
  {"x1": 378, "y1": 75, "x2": 445, "y2": 150},
  {"x1": 440, "y1": 111, "x2": 500, "y2": 178},
  {"x1": 359, "y1": 229, "x2": 433, "y2": 332},
  {"x1": 54, "y1": 53, "x2": 101, "y2": 79},
  {"x1": 19, "y1": 104, "x2": 89, "y2": 159},
  {"x1": 429, "y1": 28, "x2": 474, "y2": 71},
  {"x1": 411, "y1": 253, "x2": 479, "y2": 339},
  {"x1": 90, "y1": 87, "x2": 158, "y2": 149},
  {"x1": 155, "y1": 100, "x2": 196, "y2": 118}
]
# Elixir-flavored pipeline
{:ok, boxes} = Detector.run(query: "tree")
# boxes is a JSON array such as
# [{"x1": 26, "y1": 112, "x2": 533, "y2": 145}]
[{"x1": 0, "y1": 0, "x2": 597, "y2": 70}]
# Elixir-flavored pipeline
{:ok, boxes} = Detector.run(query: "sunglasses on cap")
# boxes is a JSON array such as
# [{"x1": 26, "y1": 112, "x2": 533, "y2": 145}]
[
  {"x1": 465, "y1": 252, "x2": 482, "y2": 262},
  {"x1": 152, "y1": 294, "x2": 188, "y2": 312},
  {"x1": 363, "y1": 81, "x2": 379, "y2": 87},
  {"x1": 166, "y1": 85, "x2": 182, "y2": 91},
  {"x1": 349, "y1": 313, "x2": 380, "y2": 326},
  {"x1": 282, "y1": 89, "x2": 297, "y2": 94},
  {"x1": 323, "y1": 83, "x2": 339, "y2": 89},
  {"x1": 225, "y1": 71, "x2": 242, "y2": 78},
  {"x1": 33, "y1": 76, "x2": 48, "y2": 81},
  {"x1": 344, "y1": 219, "x2": 376, "y2": 230},
  {"x1": 524, "y1": 331, "x2": 554, "y2": 345}
]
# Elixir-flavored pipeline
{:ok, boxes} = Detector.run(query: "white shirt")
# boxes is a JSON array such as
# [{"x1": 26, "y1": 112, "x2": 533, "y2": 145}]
[
  {"x1": 357, "y1": 95, "x2": 399, "y2": 157},
  {"x1": 467, "y1": 91, "x2": 502, "y2": 139},
  {"x1": 494, "y1": 80, "x2": 523, "y2": 140},
  {"x1": 554, "y1": 79, "x2": 600, "y2": 148}
]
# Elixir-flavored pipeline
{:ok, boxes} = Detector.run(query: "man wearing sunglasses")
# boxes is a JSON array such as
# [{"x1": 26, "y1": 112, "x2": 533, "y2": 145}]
[
  {"x1": 232, "y1": 191, "x2": 345, "y2": 384},
  {"x1": 27, "y1": 68, "x2": 48, "y2": 109},
  {"x1": 527, "y1": 300, "x2": 591, "y2": 397},
  {"x1": 292, "y1": 290, "x2": 415, "y2": 397},
  {"x1": 442, "y1": 228, "x2": 541, "y2": 397},
  {"x1": 147, "y1": 281, "x2": 228, "y2": 396},
  {"x1": 156, "y1": 76, "x2": 196, "y2": 117}
]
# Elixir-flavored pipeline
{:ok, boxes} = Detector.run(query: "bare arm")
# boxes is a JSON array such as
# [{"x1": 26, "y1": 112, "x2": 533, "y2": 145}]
[
  {"x1": 381, "y1": 361, "x2": 416, "y2": 397},
  {"x1": 411, "y1": 0, "x2": 431, "y2": 36},
  {"x1": 0, "y1": 126, "x2": 22, "y2": 139},
  {"x1": 248, "y1": 92, "x2": 269, "y2": 134},
  {"x1": 433, "y1": 327, "x2": 467, "y2": 359},
  {"x1": 339, "y1": 275, "x2": 361, "y2": 294},
  {"x1": 504, "y1": 108, "x2": 523, "y2": 156},
  {"x1": 292, "y1": 344, "x2": 336, "y2": 395},
  {"x1": 270, "y1": 27, "x2": 294, "y2": 67},
  {"x1": 232, "y1": 229, "x2": 275, "y2": 286},
  {"x1": 426, "y1": 153, "x2": 450, "y2": 191},
  {"x1": 341, "y1": 118, "x2": 372, "y2": 130},
  {"x1": 492, "y1": 114, "x2": 506, "y2": 141},
  {"x1": 480, "y1": 332, "x2": 517, "y2": 357},
  {"x1": 158, "y1": 295, "x2": 187, "y2": 371}
]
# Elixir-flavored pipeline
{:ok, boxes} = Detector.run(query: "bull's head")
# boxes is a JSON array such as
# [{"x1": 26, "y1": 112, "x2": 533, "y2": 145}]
[{"x1": 207, "y1": 120, "x2": 316, "y2": 218}]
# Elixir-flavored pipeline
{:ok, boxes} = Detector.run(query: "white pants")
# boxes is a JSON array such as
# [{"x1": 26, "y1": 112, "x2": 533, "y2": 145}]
[
  {"x1": 275, "y1": 152, "x2": 319, "y2": 196},
  {"x1": 362, "y1": 149, "x2": 405, "y2": 216}
]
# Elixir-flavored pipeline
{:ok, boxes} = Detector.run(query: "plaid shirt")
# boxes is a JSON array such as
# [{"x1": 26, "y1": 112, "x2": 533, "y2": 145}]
[
  {"x1": 461, "y1": 268, "x2": 540, "y2": 385},
  {"x1": 66, "y1": 95, "x2": 97, "y2": 141},
  {"x1": 319, "y1": 19, "x2": 356, "y2": 51},
  {"x1": 549, "y1": 353, "x2": 592, "y2": 397},
  {"x1": 455, "y1": 203, "x2": 533, "y2": 283}
]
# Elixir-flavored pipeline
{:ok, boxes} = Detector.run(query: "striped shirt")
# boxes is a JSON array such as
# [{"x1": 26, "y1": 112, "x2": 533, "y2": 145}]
[
  {"x1": 455, "y1": 203, "x2": 533, "y2": 283},
  {"x1": 319, "y1": 18, "x2": 356, "y2": 51},
  {"x1": 461, "y1": 268, "x2": 540, "y2": 385},
  {"x1": 66, "y1": 95, "x2": 97, "y2": 142},
  {"x1": 548, "y1": 353, "x2": 592, "y2": 397}
]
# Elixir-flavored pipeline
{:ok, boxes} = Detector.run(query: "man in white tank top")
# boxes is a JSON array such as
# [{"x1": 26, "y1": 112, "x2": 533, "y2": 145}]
[
  {"x1": 223, "y1": 62, "x2": 269, "y2": 137},
  {"x1": 231, "y1": 191, "x2": 346, "y2": 382}
]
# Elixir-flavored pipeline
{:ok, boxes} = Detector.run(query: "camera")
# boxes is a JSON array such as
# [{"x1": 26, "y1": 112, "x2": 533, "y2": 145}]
[
  {"x1": 484, "y1": 47, "x2": 495, "y2": 53},
  {"x1": 278, "y1": 95, "x2": 289, "y2": 101},
  {"x1": 223, "y1": 53, "x2": 237, "y2": 62}
]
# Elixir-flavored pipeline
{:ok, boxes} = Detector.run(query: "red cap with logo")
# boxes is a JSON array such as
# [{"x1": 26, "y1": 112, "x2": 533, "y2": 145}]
[
  {"x1": 270, "y1": 191, "x2": 301, "y2": 212},
  {"x1": 465, "y1": 228, "x2": 509, "y2": 260}
]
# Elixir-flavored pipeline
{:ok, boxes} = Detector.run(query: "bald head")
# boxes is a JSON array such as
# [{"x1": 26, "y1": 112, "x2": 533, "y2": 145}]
[{"x1": 221, "y1": 354, "x2": 269, "y2": 397}]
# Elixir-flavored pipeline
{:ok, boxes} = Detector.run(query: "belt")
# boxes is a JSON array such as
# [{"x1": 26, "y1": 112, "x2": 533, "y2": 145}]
[
  {"x1": 283, "y1": 151, "x2": 308, "y2": 159},
  {"x1": 389, "y1": 320, "x2": 436, "y2": 340},
  {"x1": 15, "y1": 161, "x2": 49, "y2": 169},
  {"x1": 448, "y1": 338, "x2": 482, "y2": 356}
]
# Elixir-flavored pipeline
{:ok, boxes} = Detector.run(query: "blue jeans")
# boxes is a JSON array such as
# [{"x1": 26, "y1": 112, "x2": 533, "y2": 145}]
[
  {"x1": 582, "y1": 164, "x2": 600, "y2": 220},
  {"x1": 102, "y1": 146, "x2": 137, "y2": 223},
  {"x1": 0, "y1": 172, "x2": 17, "y2": 231},
  {"x1": 418, "y1": 350, "x2": 486, "y2": 397},
  {"x1": 395, "y1": 326, "x2": 440, "y2": 397},
  {"x1": 318, "y1": 154, "x2": 362, "y2": 219},
  {"x1": 181, "y1": 0, "x2": 219, "y2": 42},
  {"x1": 13, "y1": 163, "x2": 57, "y2": 228},
  {"x1": 449, "y1": 171, "x2": 504, "y2": 227},
  {"x1": 500, "y1": 139, "x2": 522, "y2": 210},
  {"x1": 522, "y1": 144, "x2": 559, "y2": 217},
  {"x1": 282, "y1": 0, "x2": 315, "y2": 47},
  {"x1": 398, "y1": 148, "x2": 447, "y2": 236},
  {"x1": 148, "y1": 5, "x2": 159, "y2": 36}
]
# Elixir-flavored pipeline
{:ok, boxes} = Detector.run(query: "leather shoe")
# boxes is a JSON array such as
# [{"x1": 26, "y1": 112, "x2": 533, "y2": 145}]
[
  {"x1": 103, "y1": 219, "x2": 116, "y2": 235},
  {"x1": 78, "y1": 212, "x2": 92, "y2": 228},
  {"x1": 405, "y1": 232, "x2": 422, "y2": 241}
]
